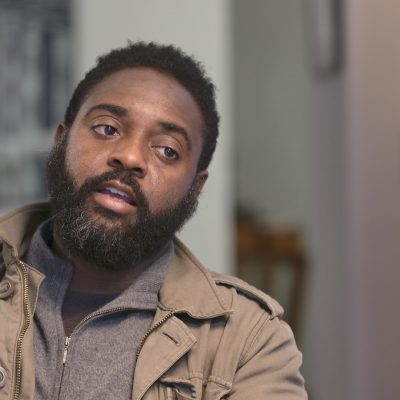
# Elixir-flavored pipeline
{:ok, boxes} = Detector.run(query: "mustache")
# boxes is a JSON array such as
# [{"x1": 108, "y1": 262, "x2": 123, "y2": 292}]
[{"x1": 76, "y1": 169, "x2": 148, "y2": 210}]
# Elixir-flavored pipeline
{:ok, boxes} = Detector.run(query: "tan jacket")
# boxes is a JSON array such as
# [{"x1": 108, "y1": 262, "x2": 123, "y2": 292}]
[{"x1": 0, "y1": 203, "x2": 307, "y2": 400}]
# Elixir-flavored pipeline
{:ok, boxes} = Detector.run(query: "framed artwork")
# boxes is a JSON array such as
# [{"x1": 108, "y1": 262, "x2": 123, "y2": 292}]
[{"x1": 0, "y1": 0, "x2": 71, "y2": 211}]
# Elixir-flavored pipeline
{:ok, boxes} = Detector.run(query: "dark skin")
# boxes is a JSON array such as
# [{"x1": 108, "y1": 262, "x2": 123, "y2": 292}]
[{"x1": 52, "y1": 68, "x2": 208, "y2": 294}]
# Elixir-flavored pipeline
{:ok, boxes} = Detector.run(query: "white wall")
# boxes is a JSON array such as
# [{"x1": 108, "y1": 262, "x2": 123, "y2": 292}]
[
  {"x1": 71, "y1": 0, "x2": 234, "y2": 274},
  {"x1": 346, "y1": 1, "x2": 400, "y2": 399},
  {"x1": 233, "y1": 2, "x2": 348, "y2": 398},
  {"x1": 234, "y1": 1, "x2": 313, "y2": 228},
  {"x1": 306, "y1": 75, "x2": 347, "y2": 400}
]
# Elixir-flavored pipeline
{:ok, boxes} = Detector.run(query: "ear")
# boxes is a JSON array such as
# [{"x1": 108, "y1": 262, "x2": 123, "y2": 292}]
[
  {"x1": 193, "y1": 170, "x2": 208, "y2": 196},
  {"x1": 54, "y1": 122, "x2": 68, "y2": 144}
]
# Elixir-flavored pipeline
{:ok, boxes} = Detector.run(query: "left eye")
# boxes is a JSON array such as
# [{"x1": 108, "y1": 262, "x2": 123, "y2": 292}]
[
  {"x1": 156, "y1": 146, "x2": 179, "y2": 160},
  {"x1": 93, "y1": 124, "x2": 118, "y2": 136}
]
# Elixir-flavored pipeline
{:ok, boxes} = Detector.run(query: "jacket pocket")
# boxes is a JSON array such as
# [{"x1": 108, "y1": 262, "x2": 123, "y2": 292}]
[
  {"x1": 159, "y1": 376, "x2": 231, "y2": 399},
  {"x1": 163, "y1": 384, "x2": 230, "y2": 400},
  {"x1": 203, "y1": 380, "x2": 231, "y2": 400},
  {"x1": 164, "y1": 386, "x2": 193, "y2": 399}
]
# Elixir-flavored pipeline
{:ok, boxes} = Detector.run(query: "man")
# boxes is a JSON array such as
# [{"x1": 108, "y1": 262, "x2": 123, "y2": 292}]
[{"x1": 0, "y1": 42, "x2": 307, "y2": 399}]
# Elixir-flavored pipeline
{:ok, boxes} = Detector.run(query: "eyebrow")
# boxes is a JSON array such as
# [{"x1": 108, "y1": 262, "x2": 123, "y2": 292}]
[
  {"x1": 84, "y1": 103, "x2": 128, "y2": 118},
  {"x1": 158, "y1": 121, "x2": 192, "y2": 150},
  {"x1": 84, "y1": 103, "x2": 192, "y2": 149}
]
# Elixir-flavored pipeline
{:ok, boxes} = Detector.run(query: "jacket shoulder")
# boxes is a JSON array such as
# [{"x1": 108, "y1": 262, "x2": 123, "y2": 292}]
[
  {"x1": 211, "y1": 272, "x2": 284, "y2": 318},
  {"x1": 171, "y1": 238, "x2": 283, "y2": 319},
  {"x1": 0, "y1": 202, "x2": 51, "y2": 258},
  {"x1": 0, "y1": 202, "x2": 50, "y2": 225}
]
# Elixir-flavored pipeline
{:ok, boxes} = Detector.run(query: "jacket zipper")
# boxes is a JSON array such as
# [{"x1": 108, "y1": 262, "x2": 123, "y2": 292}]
[
  {"x1": 12, "y1": 260, "x2": 31, "y2": 400},
  {"x1": 61, "y1": 308, "x2": 176, "y2": 367},
  {"x1": 57, "y1": 306, "x2": 132, "y2": 400},
  {"x1": 62, "y1": 336, "x2": 70, "y2": 364},
  {"x1": 57, "y1": 336, "x2": 71, "y2": 400},
  {"x1": 135, "y1": 310, "x2": 176, "y2": 361},
  {"x1": 8, "y1": 259, "x2": 176, "y2": 400},
  {"x1": 61, "y1": 306, "x2": 131, "y2": 364},
  {"x1": 61, "y1": 307, "x2": 175, "y2": 400}
]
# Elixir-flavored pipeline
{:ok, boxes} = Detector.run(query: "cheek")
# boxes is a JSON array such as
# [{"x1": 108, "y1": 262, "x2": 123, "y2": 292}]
[
  {"x1": 64, "y1": 140, "x2": 105, "y2": 186},
  {"x1": 145, "y1": 169, "x2": 196, "y2": 212}
]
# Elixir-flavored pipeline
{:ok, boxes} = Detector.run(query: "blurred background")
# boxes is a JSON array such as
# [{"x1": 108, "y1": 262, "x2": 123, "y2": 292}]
[{"x1": 1, "y1": 0, "x2": 400, "y2": 399}]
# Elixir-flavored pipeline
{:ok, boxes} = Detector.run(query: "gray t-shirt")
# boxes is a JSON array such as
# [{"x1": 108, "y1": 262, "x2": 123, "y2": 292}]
[{"x1": 26, "y1": 221, "x2": 171, "y2": 400}]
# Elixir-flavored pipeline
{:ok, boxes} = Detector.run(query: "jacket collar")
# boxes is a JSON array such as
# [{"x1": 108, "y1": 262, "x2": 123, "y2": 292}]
[
  {"x1": 159, "y1": 238, "x2": 232, "y2": 319},
  {"x1": 0, "y1": 203, "x2": 232, "y2": 318},
  {"x1": 0, "y1": 203, "x2": 52, "y2": 263}
]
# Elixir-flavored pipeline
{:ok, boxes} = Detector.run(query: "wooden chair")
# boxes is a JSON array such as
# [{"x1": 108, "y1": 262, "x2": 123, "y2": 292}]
[{"x1": 235, "y1": 216, "x2": 307, "y2": 334}]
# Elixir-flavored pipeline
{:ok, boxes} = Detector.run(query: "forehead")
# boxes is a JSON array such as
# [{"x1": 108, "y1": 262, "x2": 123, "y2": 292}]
[{"x1": 76, "y1": 67, "x2": 204, "y2": 143}]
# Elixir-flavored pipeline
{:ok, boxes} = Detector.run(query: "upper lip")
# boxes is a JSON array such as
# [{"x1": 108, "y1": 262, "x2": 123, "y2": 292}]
[{"x1": 96, "y1": 180, "x2": 137, "y2": 205}]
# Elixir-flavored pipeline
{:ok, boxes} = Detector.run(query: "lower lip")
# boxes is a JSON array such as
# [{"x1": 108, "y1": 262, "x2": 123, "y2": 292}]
[{"x1": 92, "y1": 192, "x2": 136, "y2": 214}]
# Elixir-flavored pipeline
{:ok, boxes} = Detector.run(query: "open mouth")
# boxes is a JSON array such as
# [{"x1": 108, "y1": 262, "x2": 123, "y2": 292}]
[
  {"x1": 92, "y1": 180, "x2": 138, "y2": 212},
  {"x1": 97, "y1": 186, "x2": 135, "y2": 205}
]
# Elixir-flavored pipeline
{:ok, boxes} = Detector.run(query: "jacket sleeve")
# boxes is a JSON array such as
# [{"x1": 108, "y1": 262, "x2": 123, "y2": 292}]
[{"x1": 229, "y1": 315, "x2": 307, "y2": 399}]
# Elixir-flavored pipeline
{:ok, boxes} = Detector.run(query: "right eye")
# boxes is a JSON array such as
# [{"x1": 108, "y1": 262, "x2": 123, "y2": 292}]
[{"x1": 92, "y1": 124, "x2": 119, "y2": 136}]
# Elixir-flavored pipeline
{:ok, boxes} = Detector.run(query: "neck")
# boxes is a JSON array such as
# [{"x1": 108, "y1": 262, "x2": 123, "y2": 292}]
[{"x1": 52, "y1": 234, "x2": 169, "y2": 294}]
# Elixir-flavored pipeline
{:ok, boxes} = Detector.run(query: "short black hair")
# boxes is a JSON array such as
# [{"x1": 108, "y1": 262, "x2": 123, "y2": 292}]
[{"x1": 64, "y1": 41, "x2": 220, "y2": 171}]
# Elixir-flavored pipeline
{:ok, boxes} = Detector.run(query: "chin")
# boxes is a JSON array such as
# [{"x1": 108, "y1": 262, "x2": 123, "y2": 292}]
[
  {"x1": 95, "y1": 205, "x2": 142, "y2": 228},
  {"x1": 92, "y1": 205, "x2": 126, "y2": 220}
]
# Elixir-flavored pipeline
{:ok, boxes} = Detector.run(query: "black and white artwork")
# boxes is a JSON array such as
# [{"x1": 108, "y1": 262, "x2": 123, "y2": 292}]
[{"x1": 0, "y1": 0, "x2": 71, "y2": 211}]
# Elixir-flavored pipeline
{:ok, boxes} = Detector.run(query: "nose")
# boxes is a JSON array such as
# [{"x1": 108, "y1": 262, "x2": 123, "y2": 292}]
[{"x1": 107, "y1": 137, "x2": 148, "y2": 178}]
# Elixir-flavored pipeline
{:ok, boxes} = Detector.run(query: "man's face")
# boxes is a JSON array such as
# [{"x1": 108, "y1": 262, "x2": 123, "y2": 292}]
[{"x1": 47, "y1": 67, "x2": 207, "y2": 269}]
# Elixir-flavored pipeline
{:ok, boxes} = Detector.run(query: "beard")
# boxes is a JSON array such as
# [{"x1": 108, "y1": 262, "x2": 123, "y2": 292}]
[{"x1": 46, "y1": 134, "x2": 201, "y2": 271}]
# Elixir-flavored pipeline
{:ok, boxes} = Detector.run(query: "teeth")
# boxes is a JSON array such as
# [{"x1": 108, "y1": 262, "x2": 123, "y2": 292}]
[{"x1": 107, "y1": 187, "x2": 128, "y2": 197}]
